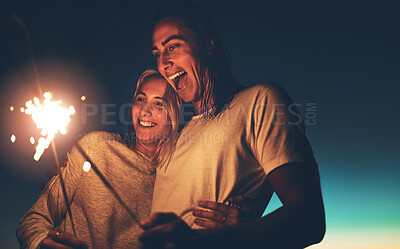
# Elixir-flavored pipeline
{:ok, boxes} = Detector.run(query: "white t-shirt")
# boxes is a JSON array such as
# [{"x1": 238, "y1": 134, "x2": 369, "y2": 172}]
[{"x1": 151, "y1": 84, "x2": 316, "y2": 228}]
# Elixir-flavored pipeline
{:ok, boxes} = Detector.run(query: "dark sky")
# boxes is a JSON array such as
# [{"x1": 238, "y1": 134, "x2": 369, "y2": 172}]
[{"x1": 0, "y1": 0, "x2": 399, "y2": 248}]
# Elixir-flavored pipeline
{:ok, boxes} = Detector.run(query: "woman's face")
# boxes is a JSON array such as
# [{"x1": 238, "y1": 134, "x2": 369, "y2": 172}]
[{"x1": 132, "y1": 77, "x2": 172, "y2": 149}]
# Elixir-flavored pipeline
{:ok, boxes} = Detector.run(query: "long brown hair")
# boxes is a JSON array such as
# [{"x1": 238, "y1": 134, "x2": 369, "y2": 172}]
[{"x1": 152, "y1": 2, "x2": 243, "y2": 118}]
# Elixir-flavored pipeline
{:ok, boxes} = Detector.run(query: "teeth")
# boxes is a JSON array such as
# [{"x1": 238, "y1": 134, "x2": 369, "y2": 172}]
[
  {"x1": 139, "y1": 120, "x2": 156, "y2": 127},
  {"x1": 168, "y1": 71, "x2": 185, "y2": 80}
]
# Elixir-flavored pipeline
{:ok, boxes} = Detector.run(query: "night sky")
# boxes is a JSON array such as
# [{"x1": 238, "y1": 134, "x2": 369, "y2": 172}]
[{"x1": 1, "y1": 0, "x2": 399, "y2": 248}]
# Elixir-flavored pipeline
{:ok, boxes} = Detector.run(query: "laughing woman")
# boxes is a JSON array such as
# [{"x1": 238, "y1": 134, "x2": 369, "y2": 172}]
[{"x1": 17, "y1": 70, "x2": 180, "y2": 248}]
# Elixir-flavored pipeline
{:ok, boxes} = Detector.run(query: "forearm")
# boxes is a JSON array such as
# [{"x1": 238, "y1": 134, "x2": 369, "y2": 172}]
[
  {"x1": 17, "y1": 184, "x2": 58, "y2": 249},
  {"x1": 194, "y1": 202, "x2": 325, "y2": 249},
  {"x1": 17, "y1": 213, "x2": 53, "y2": 249},
  {"x1": 17, "y1": 174, "x2": 71, "y2": 248},
  {"x1": 194, "y1": 162, "x2": 326, "y2": 249}
]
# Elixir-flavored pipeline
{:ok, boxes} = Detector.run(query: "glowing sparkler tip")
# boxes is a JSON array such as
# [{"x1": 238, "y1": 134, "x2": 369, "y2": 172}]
[
  {"x1": 10, "y1": 106, "x2": 14, "y2": 111},
  {"x1": 83, "y1": 161, "x2": 91, "y2": 172},
  {"x1": 11, "y1": 134, "x2": 16, "y2": 143},
  {"x1": 81, "y1": 96, "x2": 86, "y2": 101},
  {"x1": 30, "y1": 137, "x2": 35, "y2": 145},
  {"x1": 24, "y1": 91, "x2": 76, "y2": 161}
]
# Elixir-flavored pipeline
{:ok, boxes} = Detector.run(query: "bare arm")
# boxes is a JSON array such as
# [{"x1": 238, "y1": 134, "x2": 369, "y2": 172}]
[{"x1": 196, "y1": 162, "x2": 325, "y2": 248}]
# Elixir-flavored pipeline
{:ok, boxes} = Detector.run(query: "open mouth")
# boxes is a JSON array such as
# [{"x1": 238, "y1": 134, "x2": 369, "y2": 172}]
[
  {"x1": 138, "y1": 120, "x2": 157, "y2": 127},
  {"x1": 168, "y1": 71, "x2": 187, "y2": 90}
]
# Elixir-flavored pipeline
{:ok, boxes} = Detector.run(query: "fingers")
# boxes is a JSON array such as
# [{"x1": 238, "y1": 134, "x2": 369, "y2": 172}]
[
  {"x1": 198, "y1": 200, "x2": 232, "y2": 214},
  {"x1": 194, "y1": 217, "x2": 224, "y2": 229},
  {"x1": 141, "y1": 212, "x2": 178, "y2": 229},
  {"x1": 139, "y1": 213, "x2": 194, "y2": 248},
  {"x1": 46, "y1": 169, "x2": 60, "y2": 179},
  {"x1": 46, "y1": 231, "x2": 88, "y2": 249},
  {"x1": 60, "y1": 155, "x2": 68, "y2": 167},
  {"x1": 198, "y1": 201, "x2": 240, "y2": 218},
  {"x1": 228, "y1": 195, "x2": 244, "y2": 206},
  {"x1": 193, "y1": 208, "x2": 240, "y2": 228},
  {"x1": 40, "y1": 237, "x2": 72, "y2": 249},
  {"x1": 140, "y1": 218, "x2": 186, "y2": 246},
  {"x1": 192, "y1": 209, "x2": 226, "y2": 223}
]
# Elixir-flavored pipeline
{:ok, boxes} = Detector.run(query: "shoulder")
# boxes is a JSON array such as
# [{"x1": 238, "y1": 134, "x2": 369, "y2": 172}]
[
  {"x1": 234, "y1": 83, "x2": 292, "y2": 105},
  {"x1": 78, "y1": 131, "x2": 122, "y2": 148}
]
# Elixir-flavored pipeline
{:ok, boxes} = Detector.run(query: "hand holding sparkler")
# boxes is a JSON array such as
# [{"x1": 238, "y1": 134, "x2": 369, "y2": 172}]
[{"x1": 39, "y1": 231, "x2": 88, "y2": 249}]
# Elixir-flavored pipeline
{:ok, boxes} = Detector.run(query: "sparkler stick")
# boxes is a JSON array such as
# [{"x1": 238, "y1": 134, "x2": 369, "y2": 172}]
[
  {"x1": 52, "y1": 139, "x2": 78, "y2": 236},
  {"x1": 13, "y1": 15, "x2": 43, "y2": 95},
  {"x1": 14, "y1": 15, "x2": 77, "y2": 236}
]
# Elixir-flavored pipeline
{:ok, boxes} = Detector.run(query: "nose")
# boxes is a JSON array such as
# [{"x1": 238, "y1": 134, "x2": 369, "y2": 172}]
[
  {"x1": 140, "y1": 103, "x2": 152, "y2": 116},
  {"x1": 159, "y1": 52, "x2": 173, "y2": 72}
]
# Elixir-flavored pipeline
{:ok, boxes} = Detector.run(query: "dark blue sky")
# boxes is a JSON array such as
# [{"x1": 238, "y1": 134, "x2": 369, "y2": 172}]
[{"x1": 1, "y1": 0, "x2": 399, "y2": 248}]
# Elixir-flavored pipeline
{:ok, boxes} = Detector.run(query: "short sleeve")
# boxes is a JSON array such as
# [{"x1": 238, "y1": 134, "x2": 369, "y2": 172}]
[{"x1": 250, "y1": 84, "x2": 316, "y2": 175}]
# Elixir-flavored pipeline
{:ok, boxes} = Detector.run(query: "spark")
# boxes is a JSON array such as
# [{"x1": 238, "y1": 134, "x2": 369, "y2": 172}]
[
  {"x1": 30, "y1": 137, "x2": 35, "y2": 144},
  {"x1": 11, "y1": 134, "x2": 16, "y2": 143},
  {"x1": 81, "y1": 95, "x2": 86, "y2": 101},
  {"x1": 24, "y1": 92, "x2": 75, "y2": 161},
  {"x1": 82, "y1": 161, "x2": 91, "y2": 172},
  {"x1": 20, "y1": 107, "x2": 25, "y2": 113},
  {"x1": 10, "y1": 106, "x2": 14, "y2": 111}
]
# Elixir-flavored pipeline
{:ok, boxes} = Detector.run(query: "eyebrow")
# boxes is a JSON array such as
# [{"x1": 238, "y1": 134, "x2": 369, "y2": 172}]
[
  {"x1": 137, "y1": 91, "x2": 165, "y2": 101},
  {"x1": 152, "y1": 35, "x2": 187, "y2": 51}
]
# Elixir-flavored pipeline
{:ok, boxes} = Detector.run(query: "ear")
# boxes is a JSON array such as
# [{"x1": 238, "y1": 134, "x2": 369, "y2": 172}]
[{"x1": 208, "y1": 38, "x2": 214, "y2": 55}]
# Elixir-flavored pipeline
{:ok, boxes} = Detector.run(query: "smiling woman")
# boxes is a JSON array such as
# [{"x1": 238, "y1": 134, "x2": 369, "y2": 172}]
[
  {"x1": 130, "y1": 69, "x2": 181, "y2": 168},
  {"x1": 16, "y1": 69, "x2": 181, "y2": 249}
]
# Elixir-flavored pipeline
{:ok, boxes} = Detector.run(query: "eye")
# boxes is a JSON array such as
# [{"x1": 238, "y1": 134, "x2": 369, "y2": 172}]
[
  {"x1": 154, "y1": 101, "x2": 165, "y2": 108},
  {"x1": 168, "y1": 44, "x2": 180, "y2": 51},
  {"x1": 136, "y1": 97, "x2": 145, "y2": 102}
]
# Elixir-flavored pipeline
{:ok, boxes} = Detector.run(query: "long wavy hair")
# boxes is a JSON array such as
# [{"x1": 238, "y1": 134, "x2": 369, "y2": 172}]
[
  {"x1": 152, "y1": 2, "x2": 243, "y2": 118},
  {"x1": 128, "y1": 69, "x2": 181, "y2": 168}
]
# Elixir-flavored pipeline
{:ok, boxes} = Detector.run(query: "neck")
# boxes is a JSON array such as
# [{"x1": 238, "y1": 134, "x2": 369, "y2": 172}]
[
  {"x1": 192, "y1": 97, "x2": 214, "y2": 116},
  {"x1": 134, "y1": 141, "x2": 157, "y2": 159}
]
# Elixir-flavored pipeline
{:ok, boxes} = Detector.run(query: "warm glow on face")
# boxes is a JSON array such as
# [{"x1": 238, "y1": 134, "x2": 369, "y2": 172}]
[
  {"x1": 24, "y1": 92, "x2": 75, "y2": 161},
  {"x1": 82, "y1": 161, "x2": 91, "y2": 172},
  {"x1": 11, "y1": 134, "x2": 16, "y2": 143}
]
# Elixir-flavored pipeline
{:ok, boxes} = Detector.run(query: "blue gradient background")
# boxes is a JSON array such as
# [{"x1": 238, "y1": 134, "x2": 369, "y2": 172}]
[{"x1": 1, "y1": 0, "x2": 399, "y2": 248}]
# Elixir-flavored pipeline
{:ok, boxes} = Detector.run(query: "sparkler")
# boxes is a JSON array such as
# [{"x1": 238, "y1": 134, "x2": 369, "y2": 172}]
[
  {"x1": 13, "y1": 15, "x2": 78, "y2": 236},
  {"x1": 22, "y1": 91, "x2": 77, "y2": 236}
]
